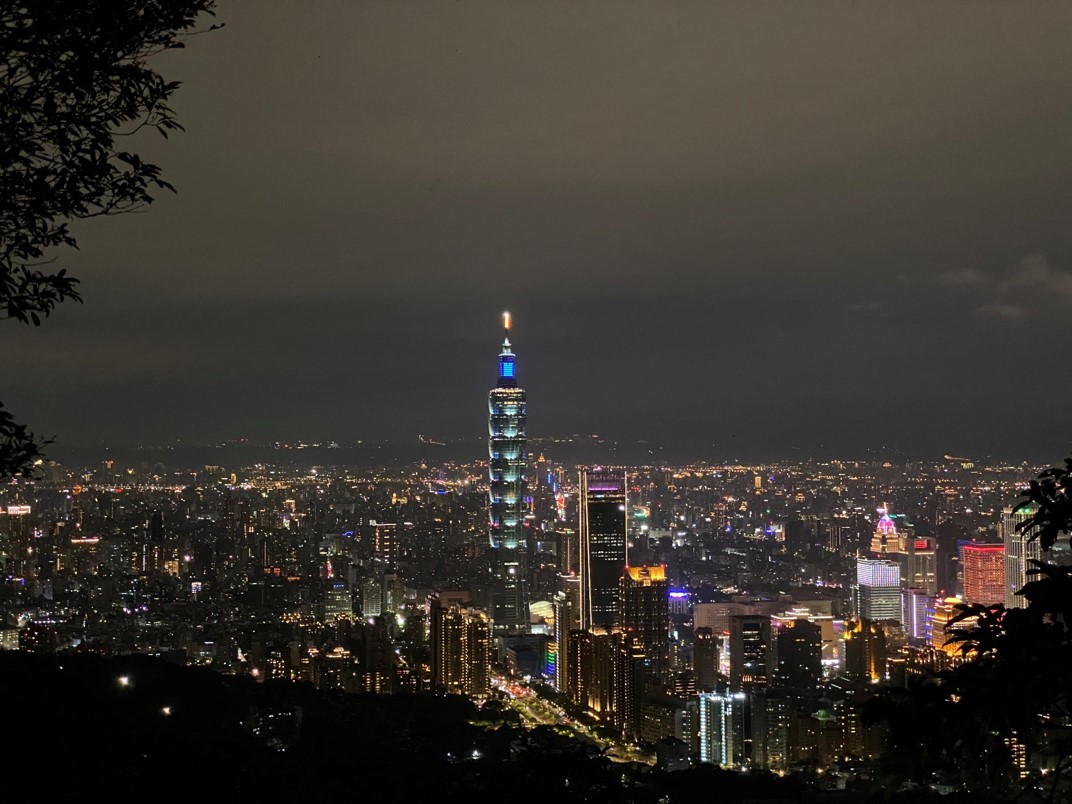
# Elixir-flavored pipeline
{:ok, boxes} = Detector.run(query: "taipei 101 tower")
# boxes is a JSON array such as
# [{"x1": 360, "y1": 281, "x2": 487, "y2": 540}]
[{"x1": 488, "y1": 312, "x2": 529, "y2": 630}]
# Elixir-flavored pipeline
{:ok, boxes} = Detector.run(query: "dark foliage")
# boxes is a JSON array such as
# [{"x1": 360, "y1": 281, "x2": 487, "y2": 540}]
[
  {"x1": 0, "y1": 400, "x2": 49, "y2": 477},
  {"x1": 0, "y1": 0, "x2": 217, "y2": 477},
  {"x1": 1016, "y1": 458, "x2": 1072, "y2": 552}
]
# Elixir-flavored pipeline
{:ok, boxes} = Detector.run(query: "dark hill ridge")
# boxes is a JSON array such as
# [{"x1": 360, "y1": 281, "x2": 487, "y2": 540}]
[
  {"x1": 1, "y1": 651, "x2": 847, "y2": 802},
  {"x1": 2, "y1": 651, "x2": 486, "y2": 802}
]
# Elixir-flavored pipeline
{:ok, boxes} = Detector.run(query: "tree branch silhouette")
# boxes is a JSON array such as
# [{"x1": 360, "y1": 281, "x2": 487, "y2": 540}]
[{"x1": 0, "y1": 0, "x2": 219, "y2": 477}]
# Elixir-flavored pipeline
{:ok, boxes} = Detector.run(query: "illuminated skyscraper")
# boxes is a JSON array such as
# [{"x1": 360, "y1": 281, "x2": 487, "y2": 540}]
[
  {"x1": 1002, "y1": 505, "x2": 1040, "y2": 609},
  {"x1": 856, "y1": 558, "x2": 901, "y2": 622},
  {"x1": 579, "y1": 469, "x2": 627, "y2": 629},
  {"x1": 929, "y1": 596, "x2": 972, "y2": 656},
  {"x1": 323, "y1": 581, "x2": 353, "y2": 622},
  {"x1": 698, "y1": 693, "x2": 735, "y2": 766},
  {"x1": 844, "y1": 618, "x2": 888, "y2": 683},
  {"x1": 552, "y1": 589, "x2": 574, "y2": 691},
  {"x1": 552, "y1": 573, "x2": 581, "y2": 692},
  {"x1": 488, "y1": 313, "x2": 529, "y2": 630},
  {"x1": 902, "y1": 587, "x2": 930, "y2": 643},
  {"x1": 962, "y1": 543, "x2": 1005, "y2": 606},
  {"x1": 728, "y1": 615, "x2": 772, "y2": 767},
  {"x1": 370, "y1": 521, "x2": 398, "y2": 567},
  {"x1": 902, "y1": 537, "x2": 937, "y2": 597},
  {"x1": 430, "y1": 599, "x2": 491, "y2": 697},
  {"x1": 619, "y1": 564, "x2": 670, "y2": 684},
  {"x1": 729, "y1": 615, "x2": 772, "y2": 691},
  {"x1": 464, "y1": 611, "x2": 491, "y2": 697},
  {"x1": 872, "y1": 508, "x2": 936, "y2": 596},
  {"x1": 870, "y1": 508, "x2": 898, "y2": 555}
]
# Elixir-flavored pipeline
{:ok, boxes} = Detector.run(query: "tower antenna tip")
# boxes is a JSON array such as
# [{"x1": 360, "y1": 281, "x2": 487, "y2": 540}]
[{"x1": 503, "y1": 311, "x2": 511, "y2": 331}]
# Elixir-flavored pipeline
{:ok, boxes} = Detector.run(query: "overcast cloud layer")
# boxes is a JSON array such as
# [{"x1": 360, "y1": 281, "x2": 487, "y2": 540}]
[{"x1": 6, "y1": 1, "x2": 1072, "y2": 461}]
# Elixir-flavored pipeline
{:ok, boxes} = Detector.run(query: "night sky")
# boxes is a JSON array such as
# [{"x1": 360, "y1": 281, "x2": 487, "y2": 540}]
[{"x1": 7, "y1": 2, "x2": 1072, "y2": 461}]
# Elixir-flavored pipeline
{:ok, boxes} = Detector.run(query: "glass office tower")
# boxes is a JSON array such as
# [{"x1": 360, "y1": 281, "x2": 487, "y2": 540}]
[{"x1": 579, "y1": 469, "x2": 627, "y2": 629}]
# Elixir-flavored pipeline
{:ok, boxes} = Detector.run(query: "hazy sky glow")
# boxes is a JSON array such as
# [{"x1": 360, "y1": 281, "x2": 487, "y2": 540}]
[{"x1": 7, "y1": 1, "x2": 1072, "y2": 460}]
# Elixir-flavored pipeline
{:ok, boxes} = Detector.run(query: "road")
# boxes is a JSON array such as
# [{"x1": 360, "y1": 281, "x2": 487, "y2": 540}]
[{"x1": 492, "y1": 675, "x2": 655, "y2": 765}]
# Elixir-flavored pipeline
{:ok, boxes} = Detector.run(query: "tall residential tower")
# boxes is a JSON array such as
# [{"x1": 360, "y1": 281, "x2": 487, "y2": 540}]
[{"x1": 488, "y1": 313, "x2": 529, "y2": 630}]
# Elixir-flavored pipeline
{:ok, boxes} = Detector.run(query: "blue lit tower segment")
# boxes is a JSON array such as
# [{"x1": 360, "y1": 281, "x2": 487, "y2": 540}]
[{"x1": 488, "y1": 312, "x2": 528, "y2": 630}]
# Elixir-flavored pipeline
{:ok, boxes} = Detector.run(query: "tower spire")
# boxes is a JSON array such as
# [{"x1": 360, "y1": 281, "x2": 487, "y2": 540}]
[{"x1": 497, "y1": 312, "x2": 516, "y2": 386}]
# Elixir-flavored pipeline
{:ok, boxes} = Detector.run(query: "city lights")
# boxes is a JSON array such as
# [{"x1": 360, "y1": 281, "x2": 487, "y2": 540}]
[
  {"x1": 0, "y1": 314, "x2": 1059, "y2": 799},
  {"x1": 0, "y1": 3, "x2": 1063, "y2": 800}
]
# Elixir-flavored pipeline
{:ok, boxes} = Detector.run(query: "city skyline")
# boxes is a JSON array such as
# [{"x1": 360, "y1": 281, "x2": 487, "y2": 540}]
[
  {"x1": 4, "y1": 1, "x2": 1072, "y2": 461},
  {"x1": 4, "y1": 3, "x2": 1072, "y2": 799},
  {"x1": 2, "y1": 408, "x2": 1062, "y2": 792}
]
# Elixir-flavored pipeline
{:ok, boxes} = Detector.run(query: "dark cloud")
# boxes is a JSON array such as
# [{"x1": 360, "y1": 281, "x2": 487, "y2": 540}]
[
  {"x1": 975, "y1": 302, "x2": 1025, "y2": 320},
  {"x1": 6, "y1": 1, "x2": 1072, "y2": 461},
  {"x1": 934, "y1": 254, "x2": 1072, "y2": 320}
]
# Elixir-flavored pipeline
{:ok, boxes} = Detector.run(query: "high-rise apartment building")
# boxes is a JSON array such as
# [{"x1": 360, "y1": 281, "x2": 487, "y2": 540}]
[
  {"x1": 579, "y1": 469, "x2": 627, "y2": 629},
  {"x1": 361, "y1": 573, "x2": 383, "y2": 617},
  {"x1": 614, "y1": 639, "x2": 648, "y2": 742},
  {"x1": 430, "y1": 598, "x2": 464, "y2": 692},
  {"x1": 619, "y1": 564, "x2": 670, "y2": 684},
  {"x1": 552, "y1": 587, "x2": 575, "y2": 692},
  {"x1": 465, "y1": 611, "x2": 491, "y2": 696},
  {"x1": 487, "y1": 313, "x2": 528, "y2": 630},
  {"x1": 553, "y1": 571, "x2": 582, "y2": 685},
  {"x1": 430, "y1": 597, "x2": 491, "y2": 697},
  {"x1": 370, "y1": 521, "x2": 398, "y2": 567},
  {"x1": 962, "y1": 543, "x2": 1005, "y2": 606},
  {"x1": 698, "y1": 693, "x2": 735, "y2": 767}
]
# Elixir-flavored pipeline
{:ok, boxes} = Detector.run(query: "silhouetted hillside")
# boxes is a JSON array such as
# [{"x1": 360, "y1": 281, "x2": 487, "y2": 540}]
[
  {"x1": 6, "y1": 651, "x2": 967, "y2": 802},
  {"x1": 3, "y1": 651, "x2": 487, "y2": 802}
]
